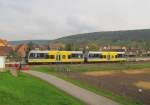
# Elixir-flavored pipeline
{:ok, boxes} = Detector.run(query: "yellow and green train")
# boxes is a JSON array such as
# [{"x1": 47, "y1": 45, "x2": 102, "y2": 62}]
[{"x1": 27, "y1": 50, "x2": 127, "y2": 64}]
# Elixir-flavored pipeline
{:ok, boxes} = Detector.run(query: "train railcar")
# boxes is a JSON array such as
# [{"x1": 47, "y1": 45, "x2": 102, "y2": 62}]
[
  {"x1": 86, "y1": 51, "x2": 127, "y2": 62},
  {"x1": 27, "y1": 50, "x2": 127, "y2": 64},
  {"x1": 28, "y1": 50, "x2": 84, "y2": 64},
  {"x1": 114, "y1": 51, "x2": 127, "y2": 62}
]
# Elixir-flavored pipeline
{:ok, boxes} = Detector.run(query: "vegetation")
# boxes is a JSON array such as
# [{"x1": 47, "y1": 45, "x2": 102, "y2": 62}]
[
  {"x1": 53, "y1": 29, "x2": 150, "y2": 50},
  {"x1": 9, "y1": 40, "x2": 50, "y2": 45},
  {"x1": 0, "y1": 71, "x2": 84, "y2": 105},
  {"x1": 8, "y1": 50, "x2": 21, "y2": 61},
  {"x1": 9, "y1": 29, "x2": 150, "y2": 50}
]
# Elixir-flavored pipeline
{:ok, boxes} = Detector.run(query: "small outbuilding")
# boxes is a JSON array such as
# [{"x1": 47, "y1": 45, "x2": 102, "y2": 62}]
[{"x1": 0, "y1": 56, "x2": 6, "y2": 72}]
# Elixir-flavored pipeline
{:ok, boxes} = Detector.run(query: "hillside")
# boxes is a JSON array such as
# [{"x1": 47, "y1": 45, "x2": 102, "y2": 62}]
[
  {"x1": 9, "y1": 40, "x2": 50, "y2": 45},
  {"x1": 9, "y1": 29, "x2": 150, "y2": 50},
  {"x1": 52, "y1": 29, "x2": 150, "y2": 49}
]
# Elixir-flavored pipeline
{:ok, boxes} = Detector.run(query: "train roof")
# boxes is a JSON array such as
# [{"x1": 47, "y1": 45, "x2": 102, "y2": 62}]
[
  {"x1": 29, "y1": 50, "x2": 125, "y2": 54},
  {"x1": 88, "y1": 51, "x2": 102, "y2": 54},
  {"x1": 89, "y1": 51, "x2": 125, "y2": 54},
  {"x1": 29, "y1": 50, "x2": 50, "y2": 53},
  {"x1": 29, "y1": 50, "x2": 83, "y2": 53}
]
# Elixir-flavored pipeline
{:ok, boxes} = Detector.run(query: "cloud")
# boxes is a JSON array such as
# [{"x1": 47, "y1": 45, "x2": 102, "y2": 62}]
[{"x1": 0, "y1": 0, "x2": 150, "y2": 40}]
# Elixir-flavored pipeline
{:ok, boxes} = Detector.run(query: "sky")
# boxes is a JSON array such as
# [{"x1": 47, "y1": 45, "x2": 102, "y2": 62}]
[{"x1": 0, "y1": 0, "x2": 150, "y2": 41}]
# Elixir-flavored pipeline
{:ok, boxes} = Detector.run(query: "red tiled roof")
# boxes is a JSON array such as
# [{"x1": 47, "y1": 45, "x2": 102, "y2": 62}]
[
  {"x1": 0, "y1": 47, "x2": 13, "y2": 56},
  {"x1": 0, "y1": 50, "x2": 7, "y2": 56},
  {"x1": 0, "y1": 39, "x2": 8, "y2": 46}
]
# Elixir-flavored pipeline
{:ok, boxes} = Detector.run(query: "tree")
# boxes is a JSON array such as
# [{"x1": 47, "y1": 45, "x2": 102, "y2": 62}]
[
  {"x1": 88, "y1": 43, "x2": 99, "y2": 51},
  {"x1": 25, "y1": 41, "x2": 34, "y2": 62},
  {"x1": 8, "y1": 50, "x2": 21, "y2": 62},
  {"x1": 65, "y1": 43, "x2": 73, "y2": 51},
  {"x1": 27, "y1": 41, "x2": 34, "y2": 51}
]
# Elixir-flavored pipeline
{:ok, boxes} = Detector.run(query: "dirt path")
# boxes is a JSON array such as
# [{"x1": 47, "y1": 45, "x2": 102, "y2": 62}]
[{"x1": 23, "y1": 70, "x2": 121, "y2": 105}]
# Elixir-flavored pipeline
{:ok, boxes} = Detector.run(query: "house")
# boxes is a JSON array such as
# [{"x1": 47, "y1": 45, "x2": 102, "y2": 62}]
[
  {"x1": 15, "y1": 44, "x2": 28, "y2": 57},
  {"x1": 15, "y1": 44, "x2": 50, "y2": 57},
  {"x1": 9, "y1": 45, "x2": 17, "y2": 51},
  {"x1": 0, "y1": 47, "x2": 13, "y2": 56},
  {"x1": 99, "y1": 45, "x2": 127, "y2": 51},
  {"x1": 141, "y1": 50, "x2": 150, "y2": 56},
  {"x1": 0, "y1": 56, "x2": 6, "y2": 71},
  {"x1": 49, "y1": 43, "x2": 65, "y2": 50},
  {"x1": 32, "y1": 44, "x2": 49, "y2": 50},
  {"x1": 0, "y1": 39, "x2": 8, "y2": 47}
]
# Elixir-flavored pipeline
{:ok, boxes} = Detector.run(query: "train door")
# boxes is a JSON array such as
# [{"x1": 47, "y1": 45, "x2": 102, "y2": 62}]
[
  {"x1": 56, "y1": 54, "x2": 61, "y2": 62},
  {"x1": 106, "y1": 52, "x2": 111, "y2": 61},
  {"x1": 107, "y1": 55, "x2": 111, "y2": 61},
  {"x1": 84, "y1": 51, "x2": 89, "y2": 63}
]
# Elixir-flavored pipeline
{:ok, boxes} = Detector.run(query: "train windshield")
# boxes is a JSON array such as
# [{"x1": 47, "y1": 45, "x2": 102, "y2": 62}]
[{"x1": 29, "y1": 53, "x2": 49, "y2": 59}]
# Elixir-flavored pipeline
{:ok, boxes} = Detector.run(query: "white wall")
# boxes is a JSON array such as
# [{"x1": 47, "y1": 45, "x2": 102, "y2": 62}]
[{"x1": 0, "y1": 56, "x2": 5, "y2": 68}]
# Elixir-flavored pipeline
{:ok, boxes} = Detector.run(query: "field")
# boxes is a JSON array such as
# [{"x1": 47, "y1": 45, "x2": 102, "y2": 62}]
[
  {"x1": 56, "y1": 69, "x2": 150, "y2": 105},
  {"x1": 30, "y1": 62, "x2": 150, "y2": 105},
  {"x1": 0, "y1": 71, "x2": 84, "y2": 105}
]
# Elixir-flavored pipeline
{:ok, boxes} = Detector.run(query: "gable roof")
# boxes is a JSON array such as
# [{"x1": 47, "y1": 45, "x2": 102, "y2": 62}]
[
  {"x1": 0, "y1": 47, "x2": 13, "y2": 56},
  {"x1": 0, "y1": 39, "x2": 8, "y2": 46}
]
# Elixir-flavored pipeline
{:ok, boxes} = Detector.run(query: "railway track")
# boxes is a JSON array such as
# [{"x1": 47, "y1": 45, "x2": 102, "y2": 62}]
[
  {"x1": 6, "y1": 57, "x2": 150, "y2": 67},
  {"x1": 28, "y1": 60, "x2": 150, "y2": 67}
]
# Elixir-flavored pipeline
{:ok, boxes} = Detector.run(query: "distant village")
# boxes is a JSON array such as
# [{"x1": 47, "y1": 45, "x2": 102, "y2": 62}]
[{"x1": 0, "y1": 39, "x2": 150, "y2": 62}]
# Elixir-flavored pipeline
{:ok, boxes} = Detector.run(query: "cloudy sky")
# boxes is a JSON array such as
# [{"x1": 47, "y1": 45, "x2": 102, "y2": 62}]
[{"x1": 0, "y1": 0, "x2": 150, "y2": 40}]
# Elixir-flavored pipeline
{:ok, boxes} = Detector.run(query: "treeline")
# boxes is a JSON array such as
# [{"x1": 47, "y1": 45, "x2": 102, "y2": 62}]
[
  {"x1": 53, "y1": 29, "x2": 150, "y2": 50},
  {"x1": 9, "y1": 29, "x2": 150, "y2": 50}
]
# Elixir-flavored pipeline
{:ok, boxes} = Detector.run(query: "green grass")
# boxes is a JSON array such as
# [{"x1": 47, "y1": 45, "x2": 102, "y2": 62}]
[
  {"x1": 0, "y1": 71, "x2": 84, "y2": 105},
  {"x1": 30, "y1": 62, "x2": 150, "y2": 73}
]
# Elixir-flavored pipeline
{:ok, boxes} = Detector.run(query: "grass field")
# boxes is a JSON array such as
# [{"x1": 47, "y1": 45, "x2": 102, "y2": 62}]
[
  {"x1": 30, "y1": 62, "x2": 150, "y2": 73},
  {"x1": 0, "y1": 71, "x2": 84, "y2": 105},
  {"x1": 30, "y1": 62, "x2": 150, "y2": 105}
]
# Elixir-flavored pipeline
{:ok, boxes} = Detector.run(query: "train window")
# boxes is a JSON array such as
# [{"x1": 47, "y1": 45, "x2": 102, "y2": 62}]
[
  {"x1": 68, "y1": 55, "x2": 71, "y2": 59},
  {"x1": 29, "y1": 53, "x2": 39, "y2": 59},
  {"x1": 49, "y1": 55, "x2": 55, "y2": 59},
  {"x1": 102, "y1": 55, "x2": 106, "y2": 58},
  {"x1": 111, "y1": 56, "x2": 114, "y2": 58},
  {"x1": 116, "y1": 54, "x2": 125, "y2": 58},
  {"x1": 89, "y1": 54, "x2": 102, "y2": 58},
  {"x1": 62, "y1": 55, "x2": 66, "y2": 59},
  {"x1": 45, "y1": 54, "x2": 49, "y2": 59},
  {"x1": 70, "y1": 54, "x2": 83, "y2": 59},
  {"x1": 29, "y1": 53, "x2": 35, "y2": 59},
  {"x1": 39, "y1": 53, "x2": 44, "y2": 58},
  {"x1": 115, "y1": 55, "x2": 117, "y2": 58},
  {"x1": 29, "y1": 53, "x2": 49, "y2": 59}
]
